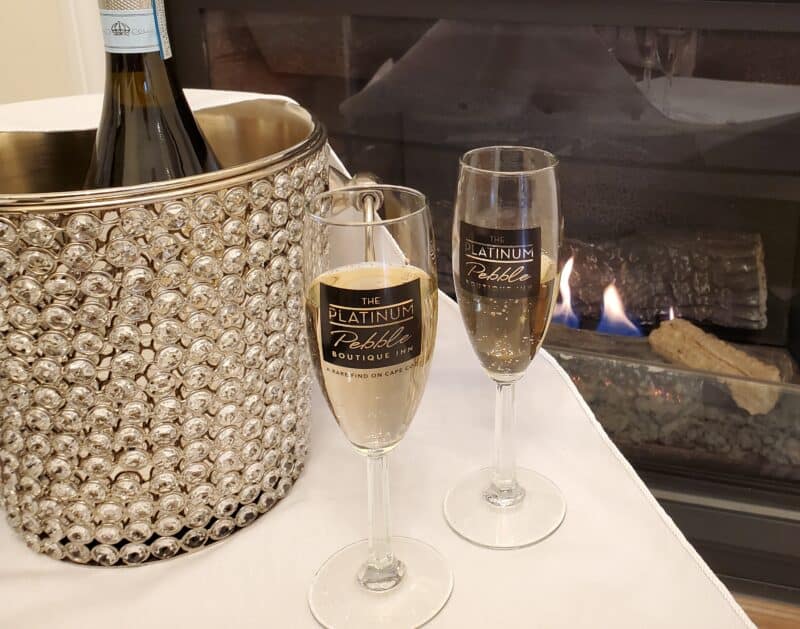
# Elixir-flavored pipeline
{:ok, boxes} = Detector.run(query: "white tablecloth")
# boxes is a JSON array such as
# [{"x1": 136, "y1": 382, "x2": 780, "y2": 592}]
[{"x1": 0, "y1": 91, "x2": 754, "y2": 628}]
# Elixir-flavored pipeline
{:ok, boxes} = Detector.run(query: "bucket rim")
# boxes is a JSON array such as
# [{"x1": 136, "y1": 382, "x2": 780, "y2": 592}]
[{"x1": 0, "y1": 97, "x2": 327, "y2": 214}]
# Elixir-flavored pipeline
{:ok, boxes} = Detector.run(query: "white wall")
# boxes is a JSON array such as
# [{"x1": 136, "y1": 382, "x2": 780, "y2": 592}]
[{"x1": 0, "y1": 0, "x2": 104, "y2": 104}]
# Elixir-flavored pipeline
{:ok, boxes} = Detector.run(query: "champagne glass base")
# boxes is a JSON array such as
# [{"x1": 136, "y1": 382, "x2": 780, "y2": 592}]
[
  {"x1": 308, "y1": 537, "x2": 453, "y2": 628},
  {"x1": 443, "y1": 467, "x2": 566, "y2": 549}
]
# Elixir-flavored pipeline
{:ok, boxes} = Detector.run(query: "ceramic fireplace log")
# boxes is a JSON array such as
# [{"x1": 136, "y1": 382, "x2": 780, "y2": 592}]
[
  {"x1": 563, "y1": 230, "x2": 767, "y2": 329},
  {"x1": 649, "y1": 318, "x2": 782, "y2": 415}
]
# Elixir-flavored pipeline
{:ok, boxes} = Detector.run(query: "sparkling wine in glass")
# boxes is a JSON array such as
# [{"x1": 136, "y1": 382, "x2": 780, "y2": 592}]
[
  {"x1": 305, "y1": 185, "x2": 452, "y2": 628},
  {"x1": 445, "y1": 146, "x2": 566, "y2": 549}
]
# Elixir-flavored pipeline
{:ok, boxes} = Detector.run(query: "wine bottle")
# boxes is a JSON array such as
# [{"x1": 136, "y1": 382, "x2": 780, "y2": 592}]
[{"x1": 85, "y1": 0, "x2": 219, "y2": 188}]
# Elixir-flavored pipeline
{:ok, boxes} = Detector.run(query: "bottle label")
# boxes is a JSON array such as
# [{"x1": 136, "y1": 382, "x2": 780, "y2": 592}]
[
  {"x1": 320, "y1": 279, "x2": 422, "y2": 369},
  {"x1": 100, "y1": 1, "x2": 172, "y2": 58},
  {"x1": 459, "y1": 222, "x2": 542, "y2": 298}
]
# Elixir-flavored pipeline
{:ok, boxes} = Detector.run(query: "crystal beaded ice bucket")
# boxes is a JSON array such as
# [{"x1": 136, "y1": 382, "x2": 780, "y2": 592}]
[{"x1": 0, "y1": 97, "x2": 327, "y2": 565}]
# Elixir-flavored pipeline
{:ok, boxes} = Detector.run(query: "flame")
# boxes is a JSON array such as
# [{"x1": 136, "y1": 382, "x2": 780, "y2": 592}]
[
  {"x1": 669, "y1": 306, "x2": 675, "y2": 321},
  {"x1": 597, "y1": 283, "x2": 642, "y2": 336},
  {"x1": 559, "y1": 257, "x2": 575, "y2": 310},
  {"x1": 552, "y1": 256, "x2": 579, "y2": 328}
]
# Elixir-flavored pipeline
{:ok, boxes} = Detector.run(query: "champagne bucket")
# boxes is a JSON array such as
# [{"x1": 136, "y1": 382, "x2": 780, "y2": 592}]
[{"x1": 0, "y1": 97, "x2": 328, "y2": 566}]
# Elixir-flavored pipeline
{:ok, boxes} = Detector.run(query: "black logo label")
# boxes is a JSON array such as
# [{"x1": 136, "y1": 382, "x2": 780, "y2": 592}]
[
  {"x1": 459, "y1": 222, "x2": 541, "y2": 298},
  {"x1": 320, "y1": 279, "x2": 422, "y2": 369}
]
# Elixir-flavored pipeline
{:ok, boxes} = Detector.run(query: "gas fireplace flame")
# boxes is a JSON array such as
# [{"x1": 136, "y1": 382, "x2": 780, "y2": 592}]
[
  {"x1": 552, "y1": 256, "x2": 579, "y2": 328},
  {"x1": 597, "y1": 283, "x2": 642, "y2": 337}
]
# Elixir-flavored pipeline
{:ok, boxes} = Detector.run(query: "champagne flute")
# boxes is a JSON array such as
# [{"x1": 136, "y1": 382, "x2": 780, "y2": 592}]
[
  {"x1": 305, "y1": 185, "x2": 452, "y2": 628},
  {"x1": 445, "y1": 146, "x2": 566, "y2": 549},
  {"x1": 656, "y1": 28, "x2": 691, "y2": 117},
  {"x1": 635, "y1": 27, "x2": 658, "y2": 96}
]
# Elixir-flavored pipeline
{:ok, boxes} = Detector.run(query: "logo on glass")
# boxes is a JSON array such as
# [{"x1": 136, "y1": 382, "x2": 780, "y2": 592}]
[
  {"x1": 320, "y1": 279, "x2": 422, "y2": 369},
  {"x1": 459, "y1": 221, "x2": 541, "y2": 298}
]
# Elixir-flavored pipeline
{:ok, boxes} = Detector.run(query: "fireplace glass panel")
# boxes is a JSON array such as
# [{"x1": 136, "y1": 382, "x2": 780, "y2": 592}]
[{"x1": 203, "y1": 11, "x2": 800, "y2": 496}]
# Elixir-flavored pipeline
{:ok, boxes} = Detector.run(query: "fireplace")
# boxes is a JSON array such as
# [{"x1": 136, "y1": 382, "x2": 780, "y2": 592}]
[
  {"x1": 167, "y1": 1, "x2": 800, "y2": 598},
  {"x1": 549, "y1": 258, "x2": 800, "y2": 484}
]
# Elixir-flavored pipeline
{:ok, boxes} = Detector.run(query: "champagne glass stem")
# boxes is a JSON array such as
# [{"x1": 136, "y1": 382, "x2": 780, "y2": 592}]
[
  {"x1": 663, "y1": 71, "x2": 672, "y2": 117},
  {"x1": 485, "y1": 382, "x2": 526, "y2": 507},
  {"x1": 358, "y1": 454, "x2": 405, "y2": 591}
]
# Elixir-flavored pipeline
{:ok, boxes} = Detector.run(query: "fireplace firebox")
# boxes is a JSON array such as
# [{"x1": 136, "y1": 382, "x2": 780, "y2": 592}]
[{"x1": 167, "y1": 0, "x2": 800, "y2": 599}]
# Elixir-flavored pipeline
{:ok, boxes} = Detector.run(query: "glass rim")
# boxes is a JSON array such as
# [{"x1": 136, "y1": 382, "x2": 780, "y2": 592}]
[
  {"x1": 459, "y1": 145, "x2": 559, "y2": 176},
  {"x1": 307, "y1": 184, "x2": 429, "y2": 227}
]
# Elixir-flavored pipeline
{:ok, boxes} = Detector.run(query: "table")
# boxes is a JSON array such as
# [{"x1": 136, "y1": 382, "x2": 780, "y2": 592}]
[{"x1": 0, "y1": 91, "x2": 754, "y2": 628}]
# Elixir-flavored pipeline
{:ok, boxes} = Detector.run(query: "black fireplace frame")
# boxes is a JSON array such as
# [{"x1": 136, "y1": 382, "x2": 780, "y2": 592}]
[{"x1": 166, "y1": 0, "x2": 800, "y2": 600}]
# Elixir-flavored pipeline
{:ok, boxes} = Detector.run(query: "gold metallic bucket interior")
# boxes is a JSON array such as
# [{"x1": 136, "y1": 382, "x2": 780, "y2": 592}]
[{"x1": 0, "y1": 97, "x2": 325, "y2": 207}]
